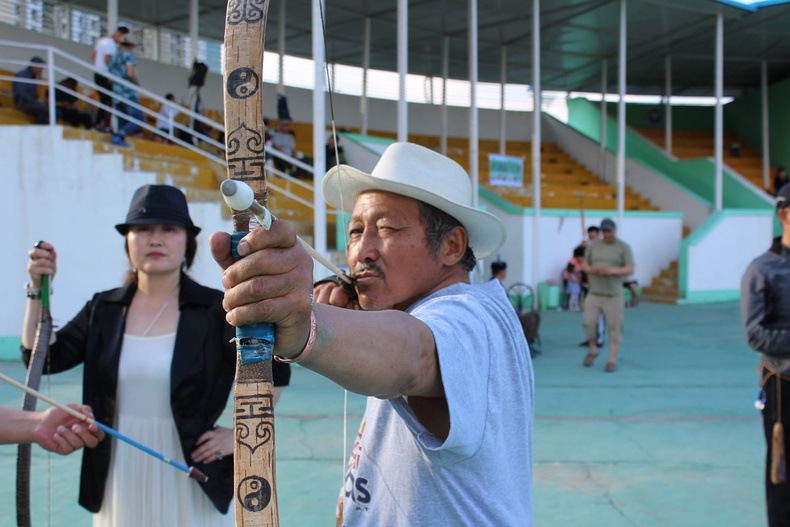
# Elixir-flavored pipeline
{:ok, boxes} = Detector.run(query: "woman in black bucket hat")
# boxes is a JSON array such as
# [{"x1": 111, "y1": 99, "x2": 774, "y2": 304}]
[{"x1": 21, "y1": 184, "x2": 290, "y2": 525}]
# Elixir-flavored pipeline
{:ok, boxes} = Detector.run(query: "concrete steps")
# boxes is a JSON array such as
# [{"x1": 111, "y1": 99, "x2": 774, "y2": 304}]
[
  {"x1": 641, "y1": 260, "x2": 680, "y2": 304},
  {"x1": 637, "y1": 128, "x2": 774, "y2": 193}
]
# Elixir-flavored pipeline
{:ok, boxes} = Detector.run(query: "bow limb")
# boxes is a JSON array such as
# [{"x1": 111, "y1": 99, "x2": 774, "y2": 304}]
[
  {"x1": 223, "y1": 1, "x2": 280, "y2": 525},
  {"x1": 16, "y1": 274, "x2": 52, "y2": 527}
]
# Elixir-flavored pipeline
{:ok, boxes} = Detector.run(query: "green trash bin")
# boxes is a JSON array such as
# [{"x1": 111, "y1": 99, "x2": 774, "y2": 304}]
[{"x1": 538, "y1": 282, "x2": 549, "y2": 311}]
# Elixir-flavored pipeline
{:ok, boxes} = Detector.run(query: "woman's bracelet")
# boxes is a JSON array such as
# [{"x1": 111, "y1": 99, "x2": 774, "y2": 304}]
[
  {"x1": 24, "y1": 282, "x2": 41, "y2": 299},
  {"x1": 275, "y1": 311, "x2": 317, "y2": 364}
]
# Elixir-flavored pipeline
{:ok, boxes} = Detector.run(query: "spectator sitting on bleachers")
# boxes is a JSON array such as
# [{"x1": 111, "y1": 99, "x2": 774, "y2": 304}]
[
  {"x1": 53, "y1": 77, "x2": 94, "y2": 129},
  {"x1": 155, "y1": 93, "x2": 179, "y2": 141},
  {"x1": 271, "y1": 119, "x2": 296, "y2": 174},
  {"x1": 12, "y1": 57, "x2": 48, "y2": 125},
  {"x1": 326, "y1": 133, "x2": 346, "y2": 169},
  {"x1": 773, "y1": 166, "x2": 789, "y2": 197}
]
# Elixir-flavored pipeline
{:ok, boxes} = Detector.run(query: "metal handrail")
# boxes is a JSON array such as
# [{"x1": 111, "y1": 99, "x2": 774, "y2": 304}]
[{"x1": 0, "y1": 40, "x2": 317, "y2": 207}]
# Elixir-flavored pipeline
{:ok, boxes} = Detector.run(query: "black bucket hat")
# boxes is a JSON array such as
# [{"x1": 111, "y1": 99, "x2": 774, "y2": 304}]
[{"x1": 115, "y1": 185, "x2": 201, "y2": 235}]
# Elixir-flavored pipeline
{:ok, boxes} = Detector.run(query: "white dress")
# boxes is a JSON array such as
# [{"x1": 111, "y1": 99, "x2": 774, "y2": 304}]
[{"x1": 93, "y1": 333, "x2": 233, "y2": 527}]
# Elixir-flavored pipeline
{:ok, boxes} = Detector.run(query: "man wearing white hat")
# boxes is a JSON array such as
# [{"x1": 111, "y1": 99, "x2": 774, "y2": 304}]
[{"x1": 210, "y1": 142, "x2": 534, "y2": 526}]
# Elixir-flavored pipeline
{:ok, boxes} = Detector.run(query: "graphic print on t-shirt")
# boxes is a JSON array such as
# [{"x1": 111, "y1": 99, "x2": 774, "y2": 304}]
[{"x1": 336, "y1": 420, "x2": 370, "y2": 524}]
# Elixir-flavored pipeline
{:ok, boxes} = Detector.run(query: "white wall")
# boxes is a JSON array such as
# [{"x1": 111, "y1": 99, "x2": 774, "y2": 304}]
[
  {"x1": 682, "y1": 211, "x2": 774, "y2": 302},
  {"x1": 479, "y1": 194, "x2": 683, "y2": 296},
  {"x1": 0, "y1": 126, "x2": 232, "y2": 339}
]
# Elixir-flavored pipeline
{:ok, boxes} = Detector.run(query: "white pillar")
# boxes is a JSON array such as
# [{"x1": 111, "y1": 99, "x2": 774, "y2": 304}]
[
  {"x1": 360, "y1": 17, "x2": 371, "y2": 136},
  {"x1": 151, "y1": 27, "x2": 160, "y2": 61},
  {"x1": 469, "y1": 0, "x2": 479, "y2": 208},
  {"x1": 312, "y1": 0, "x2": 327, "y2": 264},
  {"x1": 714, "y1": 12, "x2": 723, "y2": 211},
  {"x1": 278, "y1": 0, "x2": 286, "y2": 94},
  {"x1": 397, "y1": 0, "x2": 408, "y2": 142},
  {"x1": 188, "y1": 0, "x2": 199, "y2": 64},
  {"x1": 499, "y1": 46, "x2": 507, "y2": 155},
  {"x1": 665, "y1": 55, "x2": 673, "y2": 155},
  {"x1": 531, "y1": 0, "x2": 541, "y2": 305},
  {"x1": 106, "y1": 0, "x2": 118, "y2": 36},
  {"x1": 441, "y1": 36, "x2": 449, "y2": 156},
  {"x1": 616, "y1": 0, "x2": 626, "y2": 221},
  {"x1": 600, "y1": 58, "x2": 607, "y2": 179},
  {"x1": 761, "y1": 60, "x2": 770, "y2": 190}
]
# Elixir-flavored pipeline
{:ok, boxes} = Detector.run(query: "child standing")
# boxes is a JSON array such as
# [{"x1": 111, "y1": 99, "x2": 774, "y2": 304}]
[{"x1": 564, "y1": 261, "x2": 583, "y2": 311}]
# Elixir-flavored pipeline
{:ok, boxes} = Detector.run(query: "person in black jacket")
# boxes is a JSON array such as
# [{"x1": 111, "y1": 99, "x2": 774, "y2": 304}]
[
  {"x1": 21, "y1": 185, "x2": 290, "y2": 525},
  {"x1": 741, "y1": 184, "x2": 790, "y2": 527}
]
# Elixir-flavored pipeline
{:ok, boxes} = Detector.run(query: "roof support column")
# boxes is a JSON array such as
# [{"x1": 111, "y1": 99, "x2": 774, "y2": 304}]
[
  {"x1": 468, "y1": 0, "x2": 479, "y2": 208},
  {"x1": 278, "y1": 0, "x2": 286, "y2": 94},
  {"x1": 106, "y1": 0, "x2": 118, "y2": 37},
  {"x1": 312, "y1": 0, "x2": 327, "y2": 264},
  {"x1": 188, "y1": 0, "x2": 198, "y2": 64},
  {"x1": 665, "y1": 55, "x2": 672, "y2": 156},
  {"x1": 397, "y1": 0, "x2": 408, "y2": 142},
  {"x1": 499, "y1": 46, "x2": 507, "y2": 155},
  {"x1": 600, "y1": 58, "x2": 607, "y2": 179},
  {"x1": 531, "y1": 0, "x2": 541, "y2": 306},
  {"x1": 616, "y1": 0, "x2": 626, "y2": 221},
  {"x1": 714, "y1": 11, "x2": 723, "y2": 211},
  {"x1": 761, "y1": 60, "x2": 770, "y2": 191},
  {"x1": 360, "y1": 17, "x2": 371, "y2": 136},
  {"x1": 440, "y1": 36, "x2": 449, "y2": 156}
]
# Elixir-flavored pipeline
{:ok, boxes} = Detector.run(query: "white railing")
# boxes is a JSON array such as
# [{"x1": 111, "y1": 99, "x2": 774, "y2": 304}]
[{"x1": 0, "y1": 40, "x2": 316, "y2": 208}]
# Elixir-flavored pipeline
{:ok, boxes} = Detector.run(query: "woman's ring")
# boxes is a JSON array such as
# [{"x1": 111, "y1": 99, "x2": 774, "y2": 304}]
[{"x1": 216, "y1": 452, "x2": 223, "y2": 460}]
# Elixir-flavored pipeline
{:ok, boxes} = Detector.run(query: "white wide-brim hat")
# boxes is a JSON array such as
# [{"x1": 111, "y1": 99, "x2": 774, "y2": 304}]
[{"x1": 323, "y1": 142, "x2": 506, "y2": 259}]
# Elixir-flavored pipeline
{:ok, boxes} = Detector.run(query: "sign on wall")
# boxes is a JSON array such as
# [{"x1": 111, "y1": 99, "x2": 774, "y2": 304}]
[{"x1": 488, "y1": 154, "x2": 524, "y2": 187}]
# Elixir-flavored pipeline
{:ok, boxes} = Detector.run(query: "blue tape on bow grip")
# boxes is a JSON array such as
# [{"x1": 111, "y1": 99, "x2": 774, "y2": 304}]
[{"x1": 230, "y1": 231, "x2": 275, "y2": 365}]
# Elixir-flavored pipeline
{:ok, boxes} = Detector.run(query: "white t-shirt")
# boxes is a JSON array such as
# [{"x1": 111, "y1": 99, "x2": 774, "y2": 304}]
[
  {"x1": 93, "y1": 36, "x2": 117, "y2": 74},
  {"x1": 156, "y1": 104, "x2": 180, "y2": 130},
  {"x1": 336, "y1": 280, "x2": 534, "y2": 526}
]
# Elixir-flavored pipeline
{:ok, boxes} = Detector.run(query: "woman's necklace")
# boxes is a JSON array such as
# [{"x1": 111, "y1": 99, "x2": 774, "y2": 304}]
[{"x1": 141, "y1": 287, "x2": 179, "y2": 337}]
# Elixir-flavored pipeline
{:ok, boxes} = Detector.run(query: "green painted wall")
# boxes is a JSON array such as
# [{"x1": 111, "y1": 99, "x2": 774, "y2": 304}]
[
  {"x1": 602, "y1": 102, "x2": 716, "y2": 132},
  {"x1": 566, "y1": 97, "x2": 771, "y2": 210},
  {"x1": 724, "y1": 76, "x2": 790, "y2": 172}
]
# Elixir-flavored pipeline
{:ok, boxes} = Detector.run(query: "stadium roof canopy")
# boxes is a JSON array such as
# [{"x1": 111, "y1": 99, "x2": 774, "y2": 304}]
[{"x1": 72, "y1": 0, "x2": 790, "y2": 97}]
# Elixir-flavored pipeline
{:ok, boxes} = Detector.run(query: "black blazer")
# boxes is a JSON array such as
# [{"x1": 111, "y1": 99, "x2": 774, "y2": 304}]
[{"x1": 22, "y1": 273, "x2": 290, "y2": 514}]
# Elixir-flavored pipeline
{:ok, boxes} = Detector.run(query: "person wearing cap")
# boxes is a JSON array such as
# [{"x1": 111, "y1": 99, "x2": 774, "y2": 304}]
[
  {"x1": 107, "y1": 38, "x2": 142, "y2": 148},
  {"x1": 91, "y1": 26, "x2": 129, "y2": 132},
  {"x1": 490, "y1": 258, "x2": 508, "y2": 283},
  {"x1": 581, "y1": 217, "x2": 634, "y2": 373},
  {"x1": 12, "y1": 56, "x2": 48, "y2": 124},
  {"x1": 22, "y1": 184, "x2": 289, "y2": 525},
  {"x1": 210, "y1": 142, "x2": 534, "y2": 525},
  {"x1": 741, "y1": 184, "x2": 790, "y2": 526},
  {"x1": 0, "y1": 405, "x2": 104, "y2": 452}
]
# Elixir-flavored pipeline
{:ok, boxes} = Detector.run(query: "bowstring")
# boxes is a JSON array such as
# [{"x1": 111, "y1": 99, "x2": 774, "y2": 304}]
[{"x1": 318, "y1": 0, "x2": 350, "y2": 481}]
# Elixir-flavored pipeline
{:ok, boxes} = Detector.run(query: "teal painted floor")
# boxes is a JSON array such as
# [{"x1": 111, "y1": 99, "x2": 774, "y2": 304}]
[{"x1": 0, "y1": 301, "x2": 766, "y2": 526}]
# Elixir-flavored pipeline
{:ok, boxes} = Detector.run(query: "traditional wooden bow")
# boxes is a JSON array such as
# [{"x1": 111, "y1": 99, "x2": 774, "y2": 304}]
[
  {"x1": 16, "y1": 273, "x2": 51, "y2": 527},
  {"x1": 223, "y1": 0, "x2": 280, "y2": 525}
]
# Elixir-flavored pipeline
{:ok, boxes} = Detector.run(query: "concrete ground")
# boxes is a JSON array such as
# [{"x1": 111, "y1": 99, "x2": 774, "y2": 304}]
[{"x1": 0, "y1": 300, "x2": 766, "y2": 526}]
